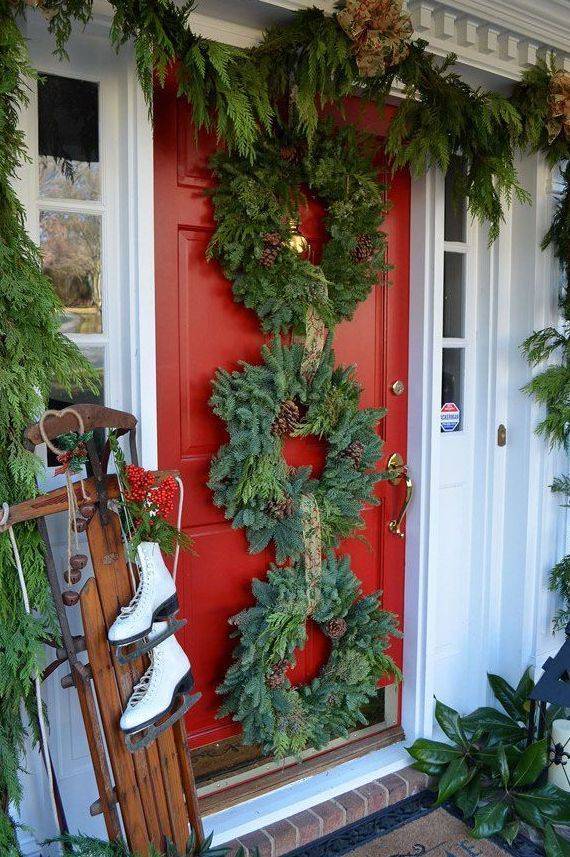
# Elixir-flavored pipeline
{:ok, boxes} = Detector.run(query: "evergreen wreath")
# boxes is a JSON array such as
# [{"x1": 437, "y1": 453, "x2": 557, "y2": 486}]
[
  {"x1": 208, "y1": 336, "x2": 385, "y2": 562},
  {"x1": 207, "y1": 121, "x2": 389, "y2": 334},
  {"x1": 218, "y1": 553, "x2": 400, "y2": 758}
]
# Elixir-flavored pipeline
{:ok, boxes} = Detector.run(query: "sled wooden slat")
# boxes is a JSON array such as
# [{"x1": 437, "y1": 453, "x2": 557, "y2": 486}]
[
  {"x1": 173, "y1": 719, "x2": 203, "y2": 833},
  {"x1": 72, "y1": 660, "x2": 123, "y2": 842},
  {"x1": 80, "y1": 578, "x2": 151, "y2": 854},
  {"x1": 157, "y1": 730, "x2": 192, "y2": 852},
  {"x1": 86, "y1": 512, "x2": 173, "y2": 847}
]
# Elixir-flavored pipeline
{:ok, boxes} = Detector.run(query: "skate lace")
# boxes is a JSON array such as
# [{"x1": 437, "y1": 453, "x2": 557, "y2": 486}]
[
  {"x1": 117, "y1": 561, "x2": 148, "y2": 619},
  {"x1": 128, "y1": 656, "x2": 161, "y2": 708}
]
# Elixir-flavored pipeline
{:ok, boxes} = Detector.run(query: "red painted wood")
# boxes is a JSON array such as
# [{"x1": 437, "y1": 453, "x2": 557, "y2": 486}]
[{"x1": 154, "y1": 79, "x2": 410, "y2": 748}]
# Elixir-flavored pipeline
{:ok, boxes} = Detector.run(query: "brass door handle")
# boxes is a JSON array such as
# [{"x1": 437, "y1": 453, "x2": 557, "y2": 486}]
[{"x1": 386, "y1": 453, "x2": 413, "y2": 539}]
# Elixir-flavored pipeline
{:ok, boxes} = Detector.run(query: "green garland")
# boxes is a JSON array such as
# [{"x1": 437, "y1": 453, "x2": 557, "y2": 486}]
[
  {"x1": 218, "y1": 553, "x2": 399, "y2": 759},
  {"x1": 0, "y1": 3, "x2": 96, "y2": 853},
  {"x1": 522, "y1": 162, "x2": 570, "y2": 630},
  {"x1": 208, "y1": 121, "x2": 389, "y2": 333},
  {"x1": 209, "y1": 336, "x2": 384, "y2": 561}
]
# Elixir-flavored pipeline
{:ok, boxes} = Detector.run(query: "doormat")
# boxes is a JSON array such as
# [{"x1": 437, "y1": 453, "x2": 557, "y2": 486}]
[{"x1": 285, "y1": 791, "x2": 544, "y2": 857}]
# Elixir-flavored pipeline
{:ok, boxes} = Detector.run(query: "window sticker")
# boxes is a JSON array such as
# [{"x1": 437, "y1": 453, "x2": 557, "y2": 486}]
[{"x1": 441, "y1": 402, "x2": 460, "y2": 432}]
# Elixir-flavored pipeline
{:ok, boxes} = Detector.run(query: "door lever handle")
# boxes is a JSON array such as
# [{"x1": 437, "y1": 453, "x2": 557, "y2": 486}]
[{"x1": 386, "y1": 452, "x2": 413, "y2": 539}]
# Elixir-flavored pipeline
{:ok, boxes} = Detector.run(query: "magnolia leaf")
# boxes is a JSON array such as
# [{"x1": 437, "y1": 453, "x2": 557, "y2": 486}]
[
  {"x1": 462, "y1": 707, "x2": 526, "y2": 743},
  {"x1": 513, "y1": 795, "x2": 547, "y2": 830},
  {"x1": 454, "y1": 772, "x2": 481, "y2": 818},
  {"x1": 412, "y1": 760, "x2": 447, "y2": 776},
  {"x1": 435, "y1": 698, "x2": 468, "y2": 746},
  {"x1": 512, "y1": 739, "x2": 547, "y2": 787},
  {"x1": 501, "y1": 820, "x2": 520, "y2": 846},
  {"x1": 545, "y1": 824, "x2": 570, "y2": 857},
  {"x1": 515, "y1": 668, "x2": 535, "y2": 701},
  {"x1": 488, "y1": 673, "x2": 527, "y2": 722},
  {"x1": 472, "y1": 802, "x2": 510, "y2": 838},
  {"x1": 515, "y1": 783, "x2": 570, "y2": 824},
  {"x1": 436, "y1": 757, "x2": 471, "y2": 805},
  {"x1": 406, "y1": 738, "x2": 462, "y2": 765},
  {"x1": 497, "y1": 746, "x2": 510, "y2": 788}
]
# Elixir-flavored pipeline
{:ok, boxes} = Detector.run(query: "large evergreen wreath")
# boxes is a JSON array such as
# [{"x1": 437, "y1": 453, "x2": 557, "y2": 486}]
[
  {"x1": 209, "y1": 336, "x2": 385, "y2": 561},
  {"x1": 207, "y1": 121, "x2": 390, "y2": 333},
  {"x1": 218, "y1": 553, "x2": 400, "y2": 758}
]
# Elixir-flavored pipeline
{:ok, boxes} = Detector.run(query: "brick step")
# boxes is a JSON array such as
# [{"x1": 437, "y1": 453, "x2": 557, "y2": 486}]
[{"x1": 222, "y1": 766, "x2": 432, "y2": 857}]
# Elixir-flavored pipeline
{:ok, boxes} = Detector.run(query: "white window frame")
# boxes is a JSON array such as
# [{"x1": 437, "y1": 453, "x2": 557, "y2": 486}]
[{"x1": 15, "y1": 10, "x2": 157, "y2": 473}]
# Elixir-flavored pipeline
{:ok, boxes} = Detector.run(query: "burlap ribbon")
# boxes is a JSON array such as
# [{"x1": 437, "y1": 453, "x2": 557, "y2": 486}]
[
  {"x1": 300, "y1": 493, "x2": 322, "y2": 613},
  {"x1": 547, "y1": 70, "x2": 570, "y2": 144},
  {"x1": 297, "y1": 298, "x2": 329, "y2": 611},
  {"x1": 336, "y1": 0, "x2": 412, "y2": 78},
  {"x1": 300, "y1": 305, "x2": 328, "y2": 382}
]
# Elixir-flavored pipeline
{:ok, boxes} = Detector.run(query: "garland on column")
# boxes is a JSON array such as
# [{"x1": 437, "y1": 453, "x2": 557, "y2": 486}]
[{"x1": 0, "y1": 3, "x2": 96, "y2": 854}]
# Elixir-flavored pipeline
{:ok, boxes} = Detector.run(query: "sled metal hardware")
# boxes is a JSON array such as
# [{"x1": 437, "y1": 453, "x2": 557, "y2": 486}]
[
  {"x1": 124, "y1": 692, "x2": 201, "y2": 753},
  {"x1": 114, "y1": 618, "x2": 188, "y2": 665}
]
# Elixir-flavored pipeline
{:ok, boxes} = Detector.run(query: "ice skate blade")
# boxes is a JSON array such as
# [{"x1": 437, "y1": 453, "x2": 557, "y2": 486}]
[
  {"x1": 115, "y1": 618, "x2": 187, "y2": 665},
  {"x1": 124, "y1": 691, "x2": 201, "y2": 753},
  {"x1": 108, "y1": 593, "x2": 181, "y2": 648}
]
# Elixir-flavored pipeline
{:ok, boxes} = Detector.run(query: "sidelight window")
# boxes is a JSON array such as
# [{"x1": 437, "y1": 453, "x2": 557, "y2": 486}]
[
  {"x1": 441, "y1": 161, "x2": 468, "y2": 433},
  {"x1": 36, "y1": 73, "x2": 105, "y2": 408}
]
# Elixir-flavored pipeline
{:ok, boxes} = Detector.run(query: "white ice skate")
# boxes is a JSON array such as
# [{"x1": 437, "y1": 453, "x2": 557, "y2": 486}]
[
  {"x1": 121, "y1": 623, "x2": 200, "y2": 752},
  {"x1": 108, "y1": 541, "x2": 186, "y2": 664}
]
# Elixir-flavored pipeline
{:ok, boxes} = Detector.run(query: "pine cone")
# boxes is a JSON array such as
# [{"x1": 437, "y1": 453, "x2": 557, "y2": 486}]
[
  {"x1": 325, "y1": 617, "x2": 348, "y2": 640},
  {"x1": 260, "y1": 232, "x2": 283, "y2": 268},
  {"x1": 344, "y1": 440, "x2": 364, "y2": 468},
  {"x1": 352, "y1": 234, "x2": 375, "y2": 263},
  {"x1": 267, "y1": 660, "x2": 289, "y2": 689},
  {"x1": 266, "y1": 496, "x2": 294, "y2": 521},
  {"x1": 280, "y1": 145, "x2": 299, "y2": 163},
  {"x1": 271, "y1": 399, "x2": 300, "y2": 436}
]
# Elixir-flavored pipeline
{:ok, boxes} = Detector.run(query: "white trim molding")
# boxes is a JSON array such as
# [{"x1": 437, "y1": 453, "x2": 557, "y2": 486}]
[
  {"x1": 407, "y1": 1, "x2": 570, "y2": 80},
  {"x1": 90, "y1": 0, "x2": 570, "y2": 80}
]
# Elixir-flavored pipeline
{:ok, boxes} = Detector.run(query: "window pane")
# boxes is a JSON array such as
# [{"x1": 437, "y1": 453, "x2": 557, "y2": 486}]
[
  {"x1": 443, "y1": 252, "x2": 465, "y2": 338},
  {"x1": 444, "y1": 159, "x2": 466, "y2": 243},
  {"x1": 40, "y1": 211, "x2": 102, "y2": 334},
  {"x1": 38, "y1": 74, "x2": 100, "y2": 201},
  {"x1": 441, "y1": 348, "x2": 463, "y2": 432},
  {"x1": 48, "y1": 347, "x2": 105, "y2": 464},
  {"x1": 50, "y1": 345, "x2": 104, "y2": 407}
]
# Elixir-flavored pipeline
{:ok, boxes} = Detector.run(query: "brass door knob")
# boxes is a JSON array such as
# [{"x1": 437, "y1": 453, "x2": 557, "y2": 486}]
[{"x1": 391, "y1": 380, "x2": 405, "y2": 396}]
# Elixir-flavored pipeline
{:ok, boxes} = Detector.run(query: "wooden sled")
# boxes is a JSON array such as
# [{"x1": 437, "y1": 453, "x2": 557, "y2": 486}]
[{"x1": 2, "y1": 405, "x2": 203, "y2": 855}]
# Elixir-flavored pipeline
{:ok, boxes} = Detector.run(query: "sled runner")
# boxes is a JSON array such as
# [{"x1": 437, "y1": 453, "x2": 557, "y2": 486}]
[{"x1": 1, "y1": 405, "x2": 203, "y2": 855}]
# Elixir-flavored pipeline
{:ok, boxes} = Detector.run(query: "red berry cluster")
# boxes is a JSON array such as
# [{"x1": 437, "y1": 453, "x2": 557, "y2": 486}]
[
  {"x1": 125, "y1": 464, "x2": 155, "y2": 503},
  {"x1": 124, "y1": 466, "x2": 178, "y2": 520},
  {"x1": 149, "y1": 476, "x2": 177, "y2": 518}
]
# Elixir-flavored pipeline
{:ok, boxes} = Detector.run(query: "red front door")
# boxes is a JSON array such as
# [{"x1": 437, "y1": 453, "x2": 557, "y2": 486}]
[{"x1": 154, "y1": 79, "x2": 410, "y2": 757}]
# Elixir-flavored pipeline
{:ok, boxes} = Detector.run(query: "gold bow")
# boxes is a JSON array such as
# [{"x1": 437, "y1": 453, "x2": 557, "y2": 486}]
[
  {"x1": 547, "y1": 71, "x2": 570, "y2": 144},
  {"x1": 337, "y1": 0, "x2": 413, "y2": 78}
]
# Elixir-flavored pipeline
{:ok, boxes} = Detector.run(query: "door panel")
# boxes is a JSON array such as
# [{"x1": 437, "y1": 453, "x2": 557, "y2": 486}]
[{"x1": 154, "y1": 76, "x2": 410, "y2": 751}]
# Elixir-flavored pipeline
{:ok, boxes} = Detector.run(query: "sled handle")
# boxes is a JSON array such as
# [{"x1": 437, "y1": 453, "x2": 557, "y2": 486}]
[{"x1": 26, "y1": 404, "x2": 137, "y2": 447}]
